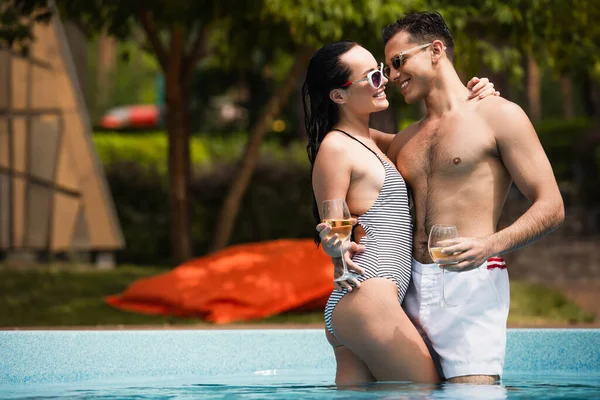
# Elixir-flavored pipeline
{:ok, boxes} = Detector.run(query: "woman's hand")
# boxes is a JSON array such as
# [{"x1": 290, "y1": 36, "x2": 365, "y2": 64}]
[
  {"x1": 466, "y1": 77, "x2": 500, "y2": 100},
  {"x1": 316, "y1": 220, "x2": 366, "y2": 291}
]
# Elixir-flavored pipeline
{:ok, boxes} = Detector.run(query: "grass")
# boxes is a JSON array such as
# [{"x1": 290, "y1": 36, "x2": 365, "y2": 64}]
[
  {"x1": 508, "y1": 281, "x2": 595, "y2": 325},
  {"x1": 0, "y1": 265, "x2": 190, "y2": 327},
  {"x1": 0, "y1": 265, "x2": 594, "y2": 327}
]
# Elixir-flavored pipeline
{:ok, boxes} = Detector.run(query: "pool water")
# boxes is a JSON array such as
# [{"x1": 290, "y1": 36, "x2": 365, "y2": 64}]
[
  {"x1": 1, "y1": 329, "x2": 599, "y2": 399},
  {"x1": 2, "y1": 372, "x2": 599, "y2": 399}
]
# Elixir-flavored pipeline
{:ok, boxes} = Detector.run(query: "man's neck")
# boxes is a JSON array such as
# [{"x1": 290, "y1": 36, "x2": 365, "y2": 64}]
[{"x1": 424, "y1": 66, "x2": 471, "y2": 119}]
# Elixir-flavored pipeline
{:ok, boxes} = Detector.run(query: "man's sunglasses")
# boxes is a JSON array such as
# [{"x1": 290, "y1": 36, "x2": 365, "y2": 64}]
[
  {"x1": 383, "y1": 42, "x2": 433, "y2": 77},
  {"x1": 341, "y1": 62, "x2": 385, "y2": 89}
]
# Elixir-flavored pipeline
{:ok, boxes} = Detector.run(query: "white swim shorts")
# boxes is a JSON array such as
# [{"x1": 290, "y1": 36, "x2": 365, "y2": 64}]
[{"x1": 403, "y1": 257, "x2": 510, "y2": 379}]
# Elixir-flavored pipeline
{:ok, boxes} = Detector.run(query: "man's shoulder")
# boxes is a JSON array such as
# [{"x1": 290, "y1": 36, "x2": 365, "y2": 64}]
[
  {"x1": 474, "y1": 96, "x2": 535, "y2": 141},
  {"x1": 474, "y1": 96, "x2": 525, "y2": 120}
]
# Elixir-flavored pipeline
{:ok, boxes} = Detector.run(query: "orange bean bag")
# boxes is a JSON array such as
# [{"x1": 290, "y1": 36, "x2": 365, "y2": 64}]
[{"x1": 106, "y1": 239, "x2": 334, "y2": 323}]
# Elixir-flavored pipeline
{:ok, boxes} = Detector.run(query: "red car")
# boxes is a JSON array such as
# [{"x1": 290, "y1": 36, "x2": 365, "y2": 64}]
[{"x1": 98, "y1": 105, "x2": 162, "y2": 130}]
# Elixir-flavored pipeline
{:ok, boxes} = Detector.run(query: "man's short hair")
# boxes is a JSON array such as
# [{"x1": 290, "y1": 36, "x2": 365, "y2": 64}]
[{"x1": 382, "y1": 11, "x2": 455, "y2": 62}]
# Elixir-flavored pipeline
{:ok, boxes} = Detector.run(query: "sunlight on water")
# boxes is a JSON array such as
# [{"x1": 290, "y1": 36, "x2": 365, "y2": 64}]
[{"x1": 2, "y1": 371, "x2": 600, "y2": 399}]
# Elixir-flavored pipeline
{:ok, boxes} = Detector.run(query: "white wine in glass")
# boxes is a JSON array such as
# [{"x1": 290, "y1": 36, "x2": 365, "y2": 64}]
[
  {"x1": 321, "y1": 199, "x2": 359, "y2": 283},
  {"x1": 428, "y1": 224, "x2": 458, "y2": 308},
  {"x1": 321, "y1": 219, "x2": 353, "y2": 241}
]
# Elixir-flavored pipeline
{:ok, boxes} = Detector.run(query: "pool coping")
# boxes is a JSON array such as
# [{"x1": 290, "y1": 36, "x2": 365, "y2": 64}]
[{"x1": 2, "y1": 321, "x2": 600, "y2": 330}]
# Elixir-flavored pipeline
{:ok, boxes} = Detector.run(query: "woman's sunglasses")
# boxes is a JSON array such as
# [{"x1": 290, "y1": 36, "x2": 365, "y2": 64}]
[{"x1": 341, "y1": 62, "x2": 385, "y2": 89}]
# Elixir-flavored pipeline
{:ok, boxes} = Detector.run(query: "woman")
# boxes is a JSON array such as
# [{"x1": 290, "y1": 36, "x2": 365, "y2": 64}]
[{"x1": 303, "y1": 41, "x2": 496, "y2": 386}]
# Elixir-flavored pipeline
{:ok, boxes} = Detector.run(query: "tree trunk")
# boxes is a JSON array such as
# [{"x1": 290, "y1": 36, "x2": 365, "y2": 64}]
[
  {"x1": 165, "y1": 87, "x2": 192, "y2": 264},
  {"x1": 165, "y1": 84, "x2": 192, "y2": 264},
  {"x1": 369, "y1": 107, "x2": 398, "y2": 133},
  {"x1": 527, "y1": 54, "x2": 542, "y2": 122},
  {"x1": 209, "y1": 47, "x2": 314, "y2": 252},
  {"x1": 582, "y1": 73, "x2": 600, "y2": 120},
  {"x1": 137, "y1": 15, "x2": 203, "y2": 265},
  {"x1": 559, "y1": 76, "x2": 574, "y2": 119},
  {"x1": 165, "y1": 28, "x2": 192, "y2": 264}
]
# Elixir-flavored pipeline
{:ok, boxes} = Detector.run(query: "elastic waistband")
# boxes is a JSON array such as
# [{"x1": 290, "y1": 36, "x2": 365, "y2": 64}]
[
  {"x1": 411, "y1": 258, "x2": 443, "y2": 275},
  {"x1": 411, "y1": 257, "x2": 506, "y2": 275}
]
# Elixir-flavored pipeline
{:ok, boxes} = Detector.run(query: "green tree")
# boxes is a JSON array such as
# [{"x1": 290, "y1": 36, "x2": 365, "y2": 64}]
[
  {"x1": 4, "y1": 1, "x2": 212, "y2": 264},
  {"x1": 53, "y1": 0, "x2": 233, "y2": 264},
  {"x1": 431, "y1": 0, "x2": 600, "y2": 117},
  {"x1": 212, "y1": 0, "x2": 600, "y2": 251},
  {"x1": 208, "y1": 0, "x2": 425, "y2": 252},
  {"x1": 0, "y1": 0, "x2": 51, "y2": 52},
  {"x1": 7, "y1": 0, "x2": 600, "y2": 257},
  {"x1": 537, "y1": 0, "x2": 600, "y2": 118}
]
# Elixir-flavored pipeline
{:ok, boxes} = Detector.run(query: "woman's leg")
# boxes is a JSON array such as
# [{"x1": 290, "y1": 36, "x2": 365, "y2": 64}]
[
  {"x1": 326, "y1": 329, "x2": 375, "y2": 386},
  {"x1": 331, "y1": 278, "x2": 441, "y2": 384}
]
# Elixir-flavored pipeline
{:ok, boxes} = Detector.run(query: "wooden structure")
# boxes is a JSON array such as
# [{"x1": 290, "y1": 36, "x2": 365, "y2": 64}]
[{"x1": 0, "y1": 9, "x2": 124, "y2": 265}]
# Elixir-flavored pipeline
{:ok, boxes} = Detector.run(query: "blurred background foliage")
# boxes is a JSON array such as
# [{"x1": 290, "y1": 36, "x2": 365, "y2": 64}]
[
  {"x1": 2, "y1": 0, "x2": 600, "y2": 265},
  {"x1": 94, "y1": 117, "x2": 599, "y2": 265}
]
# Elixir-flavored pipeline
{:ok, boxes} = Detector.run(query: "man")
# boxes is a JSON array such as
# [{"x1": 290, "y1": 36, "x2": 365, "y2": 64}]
[{"x1": 320, "y1": 12, "x2": 564, "y2": 384}]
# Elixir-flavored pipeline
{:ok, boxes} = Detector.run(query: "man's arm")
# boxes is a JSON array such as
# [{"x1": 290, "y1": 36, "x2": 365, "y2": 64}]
[
  {"x1": 441, "y1": 99, "x2": 564, "y2": 270},
  {"x1": 486, "y1": 100, "x2": 565, "y2": 254}
]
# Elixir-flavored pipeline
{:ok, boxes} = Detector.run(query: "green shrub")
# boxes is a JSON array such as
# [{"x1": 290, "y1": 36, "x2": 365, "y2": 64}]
[
  {"x1": 93, "y1": 132, "x2": 210, "y2": 175},
  {"x1": 535, "y1": 118, "x2": 595, "y2": 181},
  {"x1": 94, "y1": 131, "x2": 309, "y2": 175},
  {"x1": 105, "y1": 159, "x2": 315, "y2": 265},
  {"x1": 535, "y1": 119, "x2": 600, "y2": 212},
  {"x1": 96, "y1": 120, "x2": 600, "y2": 264}
]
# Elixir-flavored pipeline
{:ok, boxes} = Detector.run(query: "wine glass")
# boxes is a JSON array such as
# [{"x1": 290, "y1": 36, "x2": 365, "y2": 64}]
[
  {"x1": 428, "y1": 224, "x2": 458, "y2": 308},
  {"x1": 321, "y1": 199, "x2": 359, "y2": 283}
]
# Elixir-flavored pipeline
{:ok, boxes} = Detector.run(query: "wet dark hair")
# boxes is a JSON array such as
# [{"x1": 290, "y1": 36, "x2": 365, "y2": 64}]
[
  {"x1": 382, "y1": 11, "x2": 454, "y2": 62},
  {"x1": 302, "y1": 40, "x2": 357, "y2": 245}
]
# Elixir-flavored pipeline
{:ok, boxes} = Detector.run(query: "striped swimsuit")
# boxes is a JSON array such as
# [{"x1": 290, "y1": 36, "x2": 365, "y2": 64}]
[{"x1": 324, "y1": 129, "x2": 413, "y2": 336}]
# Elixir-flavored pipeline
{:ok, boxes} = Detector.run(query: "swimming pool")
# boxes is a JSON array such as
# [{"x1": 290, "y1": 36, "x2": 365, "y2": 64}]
[{"x1": 1, "y1": 329, "x2": 599, "y2": 399}]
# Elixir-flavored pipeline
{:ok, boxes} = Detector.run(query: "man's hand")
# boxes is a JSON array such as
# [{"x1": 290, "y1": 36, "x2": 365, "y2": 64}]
[
  {"x1": 437, "y1": 236, "x2": 493, "y2": 272},
  {"x1": 332, "y1": 244, "x2": 366, "y2": 292},
  {"x1": 466, "y1": 77, "x2": 500, "y2": 100}
]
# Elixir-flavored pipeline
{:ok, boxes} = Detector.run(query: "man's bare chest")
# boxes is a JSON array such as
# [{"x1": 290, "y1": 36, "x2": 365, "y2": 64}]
[{"x1": 393, "y1": 126, "x2": 497, "y2": 185}]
